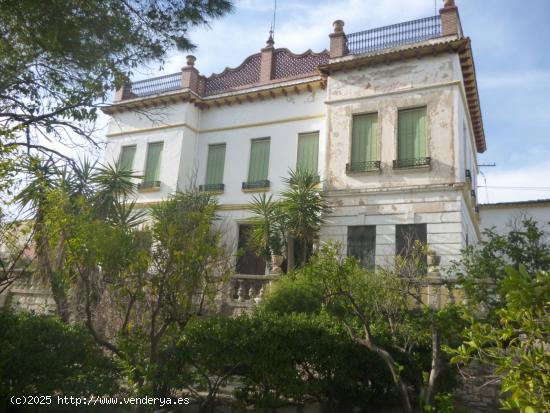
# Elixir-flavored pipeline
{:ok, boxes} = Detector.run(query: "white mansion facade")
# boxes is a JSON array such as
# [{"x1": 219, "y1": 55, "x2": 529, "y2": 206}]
[{"x1": 103, "y1": 0, "x2": 484, "y2": 277}]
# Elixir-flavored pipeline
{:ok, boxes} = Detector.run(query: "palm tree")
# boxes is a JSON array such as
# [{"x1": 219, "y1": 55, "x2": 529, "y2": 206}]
[
  {"x1": 15, "y1": 157, "x2": 142, "y2": 322},
  {"x1": 280, "y1": 169, "x2": 329, "y2": 270}
]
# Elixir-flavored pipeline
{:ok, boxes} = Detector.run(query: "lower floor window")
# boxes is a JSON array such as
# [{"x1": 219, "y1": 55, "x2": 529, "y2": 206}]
[
  {"x1": 347, "y1": 225, "x2": 376, "y2": 270},
  {"x1": 395, "y1": 223, "x2": 427, "y2": 269}
]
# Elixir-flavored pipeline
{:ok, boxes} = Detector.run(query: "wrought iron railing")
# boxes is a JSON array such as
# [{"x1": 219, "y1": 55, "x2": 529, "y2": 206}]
[
  {"x1": 138, "y1": 180, "x2": 161, "y2": 190},
  {"x1": 346, "y1": 15, "x2": 442, "y2": 55},
  {"x1": 346, "y1": 160, "x2": 381, "y2": 173},
  {"x1": 199, "y1": 183, "x2": 225, "y2": 192},
  {"x1": 393, "y1": 157, "x2": 431, "y2": 169},
  {"x1": 126, "y1": 73, "x2": 182, "y2": 98},
  {"x1": 242, "y1": 180, "x2": 270, "y2": 190}
]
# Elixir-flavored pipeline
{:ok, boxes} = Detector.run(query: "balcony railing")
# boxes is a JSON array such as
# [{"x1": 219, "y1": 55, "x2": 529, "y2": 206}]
[
  {"x1": 137, "y1": 180, "x2": 161, "y2": 190},
  {"x1": 393, "y1": 157, "x2": 431, "y2": 169},
  {"x1": 125, "y1": 73, "x2": 182, "y2": 99},
  {"x1": 346, "y1": 15, "x2": 442, "y2": 55},
  {"x1": 199, "y1": 183, "x2": 225, "y2": 192},
  {"x1": 242, "y1": 180, "x2": 270, "y2": 190},
  {"x1": 346, "y1": 160, "x2": 381, "y2": 174}
]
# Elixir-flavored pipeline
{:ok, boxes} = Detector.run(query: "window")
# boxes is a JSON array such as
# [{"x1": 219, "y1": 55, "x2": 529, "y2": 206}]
[
  {"x1": 296, "y1": 132, "x2": 319, "y2": 174},
  {"x1": 118, "y1": 145, "x2": 136, "y2": 171},
  {"x1": 347, "y1": 226, "x2": 376, "y2": 270},
  {"x1": 396, "y1": 107, "x2": 428, "y2": 167},
  {"x1": 203, "y1": 144, "x2": 226, "y2": 191},
  {"x1": 244, "y1": 138, "x2": 270, "y2": 189},
  {"x1": 349, "y1": 113, "x2": 379, "y2": 172},
  {"x1": 143, "y1": 142, "x2": 163, "y2": 183},
  {"x1": 396, "y1": 224, "x2": 427, "y2": 268},
  {"x1": 236, "y1": 224, "x2": 266, "y2": 275}
]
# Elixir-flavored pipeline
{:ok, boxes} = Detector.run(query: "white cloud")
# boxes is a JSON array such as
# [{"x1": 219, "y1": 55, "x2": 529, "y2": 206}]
[
  {"x1": 478, "y1": 161, "x2": 550, "y2": 204},
  {"x1": 144, "y1": 0, "x2": 437, "y2": 78}
]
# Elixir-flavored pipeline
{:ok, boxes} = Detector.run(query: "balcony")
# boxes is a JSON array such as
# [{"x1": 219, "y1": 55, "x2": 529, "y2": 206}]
[
  {"x1": 346, "y1": 160, "x2": 381, "y2": 174},
  {"x1": 346, "y1": 15, "x2": 442, "y2": 55},
  {"x1": 122, "y1": 73, "x2": 182, "y2": 100},
  {"x1": 393, "y1": 157, "x2": 431, "y2": 169},
  {"x1": 199, "y1": 183, "x2": 224, "y2": 193},
  {"x1": 242, "y1": 180, "x2": 270, "y2": 191}
]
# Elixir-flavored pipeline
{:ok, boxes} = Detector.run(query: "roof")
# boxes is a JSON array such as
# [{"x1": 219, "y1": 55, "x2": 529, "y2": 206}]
[{"x1": 480, "y1": 199, "x2": 550, "y2": 209}]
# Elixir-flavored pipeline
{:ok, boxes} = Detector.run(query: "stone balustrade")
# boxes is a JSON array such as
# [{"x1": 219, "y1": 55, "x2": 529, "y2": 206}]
[{"x1": 223, "y1": 274, "x2": 278, "y2": 316}]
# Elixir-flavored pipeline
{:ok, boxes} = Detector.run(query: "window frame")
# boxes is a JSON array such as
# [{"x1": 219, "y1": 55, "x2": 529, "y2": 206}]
[{"x1": 142, "y1": 141, "x2": 164, "y2": 184}]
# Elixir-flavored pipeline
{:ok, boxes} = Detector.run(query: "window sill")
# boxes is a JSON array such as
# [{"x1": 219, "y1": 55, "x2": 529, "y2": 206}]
[{"x1": 242, "y1": 187, "x2": 270, "y2": 193}]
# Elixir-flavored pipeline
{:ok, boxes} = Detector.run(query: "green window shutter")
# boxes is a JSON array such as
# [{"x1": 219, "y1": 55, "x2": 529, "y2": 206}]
[
  {"x1": 205, "y1": 144, "x2": 226, "y2": 185},
  {"x1": 144, "y1": 142, "x2": 163, "y2": 182},
  {"x1": 118, "y1": 145, "x2": 136, "y2": 171},
  {"x1": 351, "y1": 114, "x2": 378, "y2": 164},
  {"x1": 398, "y1": 107, "x2": 427, "y2": 160},
  {"x1": 296, "y1": 132, "x2": 319, "y2": 173},
  {"x1": 248, "y1": 139, "x2": 270, "y2": 182}
]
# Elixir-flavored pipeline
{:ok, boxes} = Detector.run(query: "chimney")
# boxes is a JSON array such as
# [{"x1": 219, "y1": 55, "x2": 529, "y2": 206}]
[
  {"x1": 329, "y1": 20, "x2": 347, "y2": 58},
  {"x1": 114, "y1": 83, "x2": 130, "y2": 102},
  {"x1": 260, "y1": 32, "x2": 275, "y2": 83},
  {"x1": 181, "y1": 55, "x2": 200, "y2": 94},
  {"x1": 439, "y1": 0, "x2": 462, "y2": 37}
]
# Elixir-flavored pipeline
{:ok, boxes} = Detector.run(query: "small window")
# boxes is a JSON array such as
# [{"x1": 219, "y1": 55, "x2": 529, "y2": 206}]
[
  {"x1": 205, "y1": 144, "x2": 226, "y2": 188},
  {"x1": 396, "y1": 224, "x2": 427, "y2": 268},
  {"x1": 144, "y1": 142, "x2": 163, "y2": 183},
  {"x1": 118, "y1": 145, "x2": 136, "y2": 171},
  {"x1": 397, "y1": 107, "x2": 427, "y2": 164},
  {"x1": 347, "y1": 225, "x2": 376, "y2": 270},
  {"x1": 351, "y1": 113, "x2": 378, "y2": 167},
  {"x1": 296, "y1": 132, "x2": 319, "y2": 174},
  {"x1": 246, "y1": 138, "x2": 270, "y2": 186}
]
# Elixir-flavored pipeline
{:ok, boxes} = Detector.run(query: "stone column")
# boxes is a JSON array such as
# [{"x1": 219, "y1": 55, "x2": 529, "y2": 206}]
[
  {"x1": 440, "y1": 0, "x2": 462, "y2": 37},
  {"x1": 329, "y1": 20, "x2": 347, "y2": 58},
  {"x1": 181, "y1": 55, "x2": 200, "y2": 94}
]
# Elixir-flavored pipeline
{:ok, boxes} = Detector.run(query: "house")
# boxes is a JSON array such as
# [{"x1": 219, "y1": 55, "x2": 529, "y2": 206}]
[
  {"x1": 479, "y1": 199, "x2": 550, "y2": 234},
  {"x1": 102, "y1": 0, "x2": 484, "y2": 291}
]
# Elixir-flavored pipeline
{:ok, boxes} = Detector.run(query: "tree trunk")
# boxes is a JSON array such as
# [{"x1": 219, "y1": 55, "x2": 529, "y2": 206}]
[
  {"x1": 425, "y1": 327, "x2": 442, "y2": 407},
  {"x1": 34, "y1": 218, "x2": 70, "y2": 323},
  {"x1": 287, "y1": 236, "x2": 295, "y2": 272}
]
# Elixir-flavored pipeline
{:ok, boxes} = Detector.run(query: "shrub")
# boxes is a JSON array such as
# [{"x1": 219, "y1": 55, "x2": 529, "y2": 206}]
[{"x1": 0, "y1": 309, "x2": 119, "y2": 412}]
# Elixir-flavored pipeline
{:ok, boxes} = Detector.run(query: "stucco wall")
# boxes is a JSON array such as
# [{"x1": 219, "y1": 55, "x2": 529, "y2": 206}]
[
  {"x1": 325, "y1": 54, "x2": 464, "y2": 191},
  {"x1": 105, "y1": 89, "x2": 327, "y2": 205},
  {"x1": 319, "y1": 188, "x2": 466, "y2": 273},
  {"x1": 480, "y1": 203, "x2": 550, "y2": 234}
]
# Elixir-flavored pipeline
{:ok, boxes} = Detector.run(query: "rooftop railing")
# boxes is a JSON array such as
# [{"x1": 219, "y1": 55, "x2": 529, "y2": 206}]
[
  {"x1": 346, "y1": 15, "x2": 442, "y2": 55},
  {"x1": 125, "y1": 72, "x2": 182, "y2": 98}
]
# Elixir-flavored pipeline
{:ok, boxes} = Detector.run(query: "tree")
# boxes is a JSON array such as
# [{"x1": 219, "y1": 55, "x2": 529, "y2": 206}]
[
  {"x1": 0, "y1": 0, "x2": 234, "y2": 161},
  {"x1": 247, "y1": 169, "x2": 329, "y2": 272},
  {"x1": 447, "y1": 219, "x2": 550, "y2": 412},
  {"x1": 276, "y1": 243, "x2": 463, "y2": 413},
  {"x1": 0, "y1": 309, "x2": 119, "y2": 412},
  {"x1": 44, "y1": 185, "x2": 230, "y2": 397}
]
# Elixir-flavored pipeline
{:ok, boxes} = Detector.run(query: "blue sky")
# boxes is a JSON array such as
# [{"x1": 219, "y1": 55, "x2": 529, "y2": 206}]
[{"x1": 128, "y1": 0, "x2": 550, "y2": 203}]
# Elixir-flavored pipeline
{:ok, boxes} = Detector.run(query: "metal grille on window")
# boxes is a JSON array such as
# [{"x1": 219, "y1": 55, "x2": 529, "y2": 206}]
[{"x1": 347, "y1": 226, "x2": 376, "y2": 270}]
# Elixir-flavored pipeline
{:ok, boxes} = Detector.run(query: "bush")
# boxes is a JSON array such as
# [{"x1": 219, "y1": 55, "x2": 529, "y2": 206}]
[
  {"x1": 171, "y1": 313, "x2": 394, "y2": 412},
  {"x1": 0, "y1": 309, "x2": 119, "y2": 412}
]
